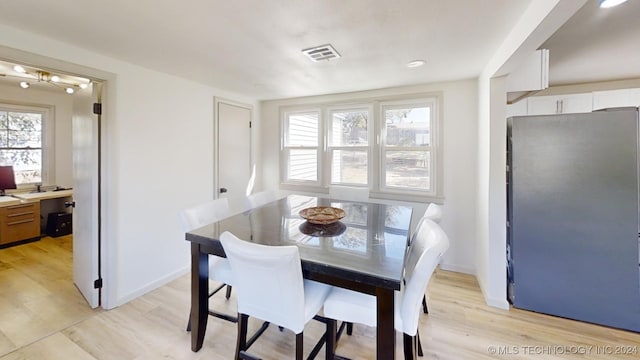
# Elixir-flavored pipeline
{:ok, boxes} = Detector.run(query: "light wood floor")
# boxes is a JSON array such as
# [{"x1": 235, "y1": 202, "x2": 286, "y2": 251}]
[{"x1": 1, "y1": 237, "x2": 639, "y2": 359}]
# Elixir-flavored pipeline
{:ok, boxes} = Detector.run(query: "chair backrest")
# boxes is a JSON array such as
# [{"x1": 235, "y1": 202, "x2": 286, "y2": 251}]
[
  {"x1": 180, "y1": 198, "x2": 230, "y2": 232},
  {"x1": 423, "y1": 203, "x2": 443, "y2": 223},
  {"x1": 244, "y1": 190, "x2": 278, "y2": 210},
  {"x1": 400, "y1": 219, "x2": 449, "y2": 335},
  {"x1": 329, "y1": 186, "x2": 369, "y2": 202},
  {"x1": 220, "y1": 231, "x2": 307, "y2": 333}
]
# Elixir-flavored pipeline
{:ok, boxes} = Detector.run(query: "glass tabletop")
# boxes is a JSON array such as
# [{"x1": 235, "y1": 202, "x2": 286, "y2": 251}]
[{"x1": 186, "y1": 195, "x2": 413, "y2": 290}]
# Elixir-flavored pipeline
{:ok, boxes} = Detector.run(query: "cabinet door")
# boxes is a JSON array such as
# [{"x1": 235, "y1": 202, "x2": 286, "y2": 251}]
[
  {"x1": 527, "y1": 95, "x2": 560, "y2": 115},
  {"x1": 593, "y1": 88, "x2": 640, "y2": 111},
  {"x1": 527, "y1": 93, "x2": 592, "y2": 115},
  {"x1": 507, "y1": 99, "x2": 528, "y2": 117},
  {"x1": 560, "y1": 93, "x2": 593, "y2": 114}
]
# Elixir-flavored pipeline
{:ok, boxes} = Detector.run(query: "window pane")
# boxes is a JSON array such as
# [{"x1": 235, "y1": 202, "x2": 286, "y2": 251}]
[
  {"x1": 384, "y1": 106, "x2": 430, "y2": 146},
  {"x1": 331, "y1": 150, "x2": 367, "y2": 185},
  {"x1": 286, "y1": 112, "x2": 318, "y2": 146},
  {"x1": 385, "y1": 150, "x2": 430, "y2": 190},
  {"x1": 330, "y1": 110, "x2": 368, "y2": 146},
  {"x1": 288, "y1": 149, "x2": 317, "y2": 181},
  {"x1": 8, "y1": 112, "x2": 42, "y2": 131},
  {"x1": 0, "y1": 149, "x2": 42, "y2": 184}
]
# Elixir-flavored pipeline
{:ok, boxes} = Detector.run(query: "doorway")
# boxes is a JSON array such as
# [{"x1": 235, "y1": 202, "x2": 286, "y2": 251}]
[{"x1": 0, "y1": 47, "x2": 107, "y2": 308}]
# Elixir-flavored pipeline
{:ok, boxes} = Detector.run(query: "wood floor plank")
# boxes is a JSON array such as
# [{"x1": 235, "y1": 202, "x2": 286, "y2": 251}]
[{"x1": 2, "y1": 236, "x2": 640, "y2": 359}]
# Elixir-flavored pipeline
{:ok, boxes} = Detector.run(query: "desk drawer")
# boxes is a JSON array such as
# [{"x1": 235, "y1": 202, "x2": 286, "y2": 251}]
[{"x1": 0, "y1": 202, "x2": 40, "y2": 245}]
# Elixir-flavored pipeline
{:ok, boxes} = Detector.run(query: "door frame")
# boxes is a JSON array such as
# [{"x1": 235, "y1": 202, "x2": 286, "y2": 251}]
[
  {"x1": 0, "y1": 45, "x2": 115, "y2": 308},
  {"x1": 213, "y1": 97, "x2": 253, "y2": 201}
]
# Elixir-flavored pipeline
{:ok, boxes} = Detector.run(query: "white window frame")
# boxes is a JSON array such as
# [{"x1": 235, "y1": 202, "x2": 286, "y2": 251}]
[
  {"x1": 378, "y1": 98, "x2": 438, "y2": 197},
  {"x1": 325, "y1": 104, "x2": 372, "y2": 187},
  {"x1": 280, "y1": 93, "x2": 442, "y2": 202},
  {"x1": 0, "y1": 103, "x2": 55, "y2": 188},
  {"x1": 280, "y1": 108, "x2": 322, "y2": 188}
]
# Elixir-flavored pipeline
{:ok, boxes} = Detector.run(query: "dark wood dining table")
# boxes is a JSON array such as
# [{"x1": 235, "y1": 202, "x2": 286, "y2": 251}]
[{"x1": 185, "y1": 194, "x2": 413, "y2": 359}]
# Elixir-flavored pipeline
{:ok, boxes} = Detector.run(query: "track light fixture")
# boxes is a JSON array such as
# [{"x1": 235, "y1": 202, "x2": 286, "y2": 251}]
[{"x1": 1, "y1": 61, "x2": 90, "y2": 95}]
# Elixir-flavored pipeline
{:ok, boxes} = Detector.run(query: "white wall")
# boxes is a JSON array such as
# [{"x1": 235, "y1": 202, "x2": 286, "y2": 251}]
[
  {"x1": 0, "y1": 24, "x2": 259, "y2": 308},
  {"x1": 0, "y1": 83, "x2": 73, "y2": 187},
  {"x1": 477, "y1": 0, "x2": 586, "y2": 309},
  {"x1": 260, "y1": 80, "x2": 479, "y2": 274}
]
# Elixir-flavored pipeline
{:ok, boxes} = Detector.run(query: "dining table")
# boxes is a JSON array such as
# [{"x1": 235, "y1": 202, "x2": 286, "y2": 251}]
[{"x1": 185, "y1": 194, "x2": 413, "y2": 359}]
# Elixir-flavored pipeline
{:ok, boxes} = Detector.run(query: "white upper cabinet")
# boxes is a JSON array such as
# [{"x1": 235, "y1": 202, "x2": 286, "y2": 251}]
[
  {"x1": 527, "y1": 93, "x2": 593, "y2": 115},
  {"x1": 592, "y1": 88, "x2": 640, "y2": 111},
  {"x1": 506, "y1": 99, "x2": 528, "y2": 118}
]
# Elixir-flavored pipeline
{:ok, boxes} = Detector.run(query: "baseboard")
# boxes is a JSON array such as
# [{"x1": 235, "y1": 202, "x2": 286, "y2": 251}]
[
  {"x1": 113, "y1": 265, "x2": 190, "y2": 308},
  {"x1": 439, "y1": 262, "x2": 474, "y2": 275}
]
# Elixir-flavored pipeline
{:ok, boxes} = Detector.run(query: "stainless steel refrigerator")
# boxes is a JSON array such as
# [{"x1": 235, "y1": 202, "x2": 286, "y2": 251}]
[{"x1": 507, "y1": 107, "x2": 640, "y2": 332}]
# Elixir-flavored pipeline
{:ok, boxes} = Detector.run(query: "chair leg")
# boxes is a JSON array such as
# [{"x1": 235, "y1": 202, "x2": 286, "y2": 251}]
[
  {"x1": 186, "y1": 309, "x2": 192, "y2": 331},
  {"x1": 295, "y1": 332, "x2": 303, "y2": 360},
  {"x1": 417, "y1": 331, "x2": 423, "y2": 357},
  {"x1": 403, "y1": 333, "x2": 418, "y2": 360},
  {"x1": 346, "y1": 322, "x2": 353, "y2": 335},
  {"x1": 226, "y1": 285, "x2": 233, "y2": 299},
  {"x1": 422, "y1": 295, "x2": 428, "y2": 314},
  {"x1": 236, "y1": 313, "x2": 249, "y2": 360}
]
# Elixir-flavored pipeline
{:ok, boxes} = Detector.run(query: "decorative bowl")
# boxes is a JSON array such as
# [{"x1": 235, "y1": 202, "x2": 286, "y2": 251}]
[{"x1": 298, "y1": 206, "x2": 346, "y2": 225}]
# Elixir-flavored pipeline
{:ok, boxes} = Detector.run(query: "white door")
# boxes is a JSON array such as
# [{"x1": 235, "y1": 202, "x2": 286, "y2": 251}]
[
  {"x1": 215, "y1": 99, "x2": 251, "y2": 214},
  {"x1": 72, "y1": 82, "x2": 101, "y2": 308}
]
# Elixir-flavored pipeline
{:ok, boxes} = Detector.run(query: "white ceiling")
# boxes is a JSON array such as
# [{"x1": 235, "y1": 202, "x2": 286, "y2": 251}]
[
  {"x1": 0, "y1": 0, "x2": 637, "y2": 100},
  {"x1": 542, "y1": 0, "x2": 640, "y2": 86}
]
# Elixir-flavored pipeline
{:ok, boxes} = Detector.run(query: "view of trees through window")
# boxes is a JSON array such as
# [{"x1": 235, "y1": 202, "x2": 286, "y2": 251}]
[
  {"x1": 330, "y1": 110, "x2": 368, "y2": 185},
  {"x1": 0, "y1": 110, "x2": 43, "y2": 184}
]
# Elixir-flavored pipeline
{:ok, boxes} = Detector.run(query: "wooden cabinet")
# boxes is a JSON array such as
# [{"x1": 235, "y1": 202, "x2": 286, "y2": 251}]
[
  {"x1": 527, "y1": 93, "x2": 593, "y2": 115},
  {"x1": 592, "y1": 88, "x2": 640, "y2": 111},
  {"x1": 0, "y1": 201, "x2": 40, "y2": 246}
]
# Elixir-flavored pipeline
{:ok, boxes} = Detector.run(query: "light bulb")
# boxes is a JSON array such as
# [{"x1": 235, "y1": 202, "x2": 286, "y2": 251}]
[
  {"x1": 599, "y1": 0, "x2": 629, "y2": 7},
  {"x1": 19, "y1": 81, "x2": 30, "y2": 89},
  {"x1": 13, "y1": 65, "x2": 26, "y2": 73},
  {"x1": 51, "y1": 75, "x2": 60, "y2": 82},
  {"x1": 406, "y1": 60, "x2": 426, "y2": 68},
  {"x1": 65, "y1": 87, "x2": 75, "y2": 94}
]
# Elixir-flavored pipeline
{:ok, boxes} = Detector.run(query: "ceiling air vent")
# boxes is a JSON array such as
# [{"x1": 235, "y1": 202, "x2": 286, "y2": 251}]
[{"x1": 302, "y1": 44, "x2": 341, "y2": 62}]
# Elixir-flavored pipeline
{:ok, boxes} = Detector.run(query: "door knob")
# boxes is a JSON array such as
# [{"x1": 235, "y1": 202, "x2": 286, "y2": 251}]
[{"x1": 219, "y1": 188, "x2": 228, "y2": 193}]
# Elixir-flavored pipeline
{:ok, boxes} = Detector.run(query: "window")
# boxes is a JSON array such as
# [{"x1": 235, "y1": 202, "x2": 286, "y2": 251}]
[
  {"x1": 0, "y1": 105, "x2": 49, "y2": 185},
  {"x1": 282, "y1": 110, "x2": 320, "y2": 184},
  {"x1": 281, "y1": 94, "x2": 441, "y2": 200},
  {"x1": 328, "y1": 107, "x2": 369, "y2": 185},
  {"x1": 381, "y1": 99, "x2": 435, "y2": 193}
]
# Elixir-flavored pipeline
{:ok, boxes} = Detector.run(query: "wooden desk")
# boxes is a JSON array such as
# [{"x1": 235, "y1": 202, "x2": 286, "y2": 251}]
[
  {"x1": 186, "y1": 195, "x2": 413, "y2": 359},
  {"x1": 0, "y1": 190, "x2": 73, "y2": 247}
]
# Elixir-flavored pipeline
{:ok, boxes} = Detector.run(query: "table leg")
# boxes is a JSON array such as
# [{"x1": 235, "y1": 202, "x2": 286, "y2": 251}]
[
  {"x1": 191, "y1": 243, "x2": 209, "y2": 351},
  {"x1": 376, "y1": 287, "x2": 395, "y2": 359}
]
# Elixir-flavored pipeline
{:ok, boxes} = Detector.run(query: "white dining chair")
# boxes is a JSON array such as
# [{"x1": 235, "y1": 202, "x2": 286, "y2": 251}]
[
  {"x1": 180, "y1": 197, "x2": 236, "y2": 330},
  {"x1": 219, "y1": 231, "x2": 332, "y2": 360},
  {"x1": 244, "y1": 189, "x2": 278, "y2": 210},
  {"x1": 415, "y1": 202, "x2": 443, "y2": 314},
  {"x1": 323, "y1": 219, "x2": 450, "y2": 359},
  {"x1": 423, "y1": 203, "x2": 442, "y2": 223},
  {"x1": 329, "y1": 185, "x2": 369, "y2": 202}
]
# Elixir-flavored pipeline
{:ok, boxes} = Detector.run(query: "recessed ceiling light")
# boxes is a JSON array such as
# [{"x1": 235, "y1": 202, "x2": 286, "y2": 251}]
[
  {"x1": 51, "y1": 75, "x2": 60, "y2": 82},
  {"x1": 19, "y1": 81, "x2": 30, "y2": 89},
  {"x1": 65, "y1": 87, "x2": 75, "y2": 94},
  {"x1": 599, "y1": 0, "x2": 629, "y2": 8},
  {"x1": 13, "y1": 65, "x2": 26, "y2": 73},
  {"x1": 79, "y1": 83, "x2": 89, "y2": 90},
  {"x1": 406, "y1": 60, "x2": 426, "y2": 68}
]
